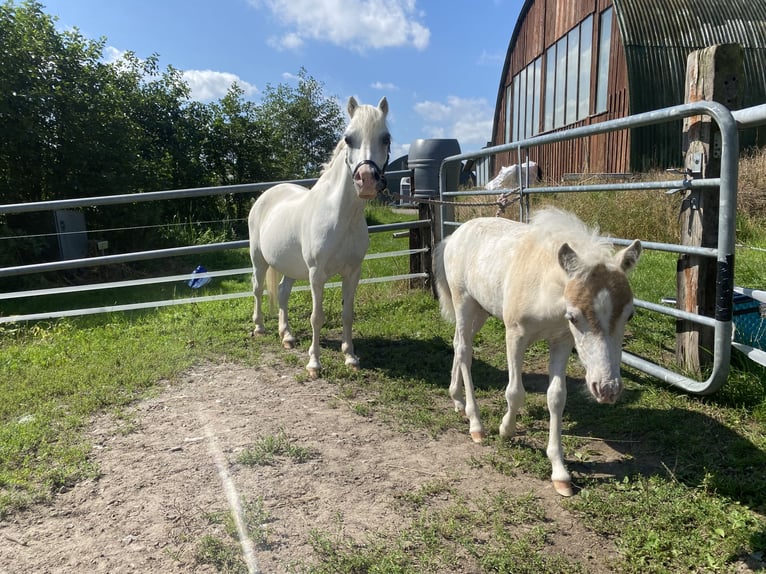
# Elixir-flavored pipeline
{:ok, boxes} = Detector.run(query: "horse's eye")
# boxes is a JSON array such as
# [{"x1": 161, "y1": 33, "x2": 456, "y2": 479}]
[
  {"x1": 565, "y1": 312, "x2": 575, "y2": 324},
  {"x1": 382, "y1": 133, "x2": 391, "y2": 147},
  {"x1": 344, "y1": 135, "x2": 354, "y2": 147}
]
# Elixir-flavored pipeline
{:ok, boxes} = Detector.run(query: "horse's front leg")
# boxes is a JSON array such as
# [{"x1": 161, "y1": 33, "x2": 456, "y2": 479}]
[
  {"x1": 277, "y1": 276, "x2": 296, "y2": 349},
  {"x1": 340, "y1": 266, "x2": 362, "y2": 370},
  {"x1": 306, "y1": 269, "x2": 326, "y2": 378},
  {"x1": 547, "y1": 338, "x2": 574, "y2": 497},
  {"x1": 499, "y1": 328, "x2": 527, "y2": 439}
]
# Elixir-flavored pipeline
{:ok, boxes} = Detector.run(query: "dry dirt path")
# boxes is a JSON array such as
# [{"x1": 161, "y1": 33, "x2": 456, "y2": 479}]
[{"x1": 0, "y1": 355, "x2": 618, "y2": 573}]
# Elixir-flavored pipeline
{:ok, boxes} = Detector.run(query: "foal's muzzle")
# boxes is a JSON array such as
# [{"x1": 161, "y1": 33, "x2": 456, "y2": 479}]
[{"x1": 352, "y1": 159, "x2": 388, "y2": 199}]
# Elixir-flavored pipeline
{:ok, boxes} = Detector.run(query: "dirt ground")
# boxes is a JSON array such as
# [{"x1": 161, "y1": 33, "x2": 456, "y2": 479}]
[{"x1": 0, "y1": 354, "x2": 650, "y2": 573}]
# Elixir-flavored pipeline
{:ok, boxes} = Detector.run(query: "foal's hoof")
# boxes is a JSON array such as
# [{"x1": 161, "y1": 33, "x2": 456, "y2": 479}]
[
  {"x1": 470, "y1": 430, "x2": 486, "y2": 443},
  {"x1": 552, "y1": 480, "x2": 574, "y2": 497},
  {"x1": 282, "y1": 340, "x2": 295, "y2": 350},
  {"x1": 307, "y1": 367, "x2": 321, "y2": 379}
]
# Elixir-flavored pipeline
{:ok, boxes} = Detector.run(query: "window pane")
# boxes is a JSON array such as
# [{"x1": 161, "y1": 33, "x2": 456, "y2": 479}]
[
  {"x1": 525, "y1": 65, "x2": 534, "y2": 138},
  {"x1": 532, "y1": 57, "x2": 542, "y2": 135},
  {"x1": 512, "y1": 76, "x2": 520, "y2": 141},
  {"x1": 506, "y1": 84, "x2": 513, "y2": 143},
  {"x1": 555, "y1": 37, "x2": 566, "y2": 128},
  {"x1": 578, "y1": 16, "x2": 592, "y2": 120},
  {"x1": 566, "y1": 26, "x2": 579, "y2": 125},
  {"x1": 596, "y1": 7, "x2": 612, "y2": 113},
  {"x1": 519, "y1": 66, "x2": 527, "y2": 139},
  {"x1": 544, "y1": 48, "x2": 555, "y2": 131}
]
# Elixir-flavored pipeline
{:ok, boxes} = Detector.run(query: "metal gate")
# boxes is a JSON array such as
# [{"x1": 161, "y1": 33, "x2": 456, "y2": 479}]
[{"x1": 437, "y1": 100, "x2": 766, "y2": 395}]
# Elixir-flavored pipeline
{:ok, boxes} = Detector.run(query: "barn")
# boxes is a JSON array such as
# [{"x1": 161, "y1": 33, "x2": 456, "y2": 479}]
[{"x1": 490, "y1": 0, "x2": 766, "y2": 182}]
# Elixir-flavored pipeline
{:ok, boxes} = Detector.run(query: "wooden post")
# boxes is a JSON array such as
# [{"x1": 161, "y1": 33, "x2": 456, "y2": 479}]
[{"x1": 676, "y1": 44, "x2": 743, "y2": 373}]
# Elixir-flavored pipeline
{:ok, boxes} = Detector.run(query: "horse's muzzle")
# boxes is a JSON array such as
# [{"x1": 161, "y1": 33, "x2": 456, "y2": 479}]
[
  {"x1": 352, "y1": 160, "x2": 387, "y2": 199},
  {"x1": 589, "y1": 378, "x2": 623, "y2": 404}
]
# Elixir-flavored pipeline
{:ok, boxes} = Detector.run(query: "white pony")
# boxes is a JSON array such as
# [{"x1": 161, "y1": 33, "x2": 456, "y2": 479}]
[
  {"x1": 434, "y1": 208, "x2": 642, "y2": 496},
  {"x1": 248, "y1": 97, "x2": 390, "y2": 378}
]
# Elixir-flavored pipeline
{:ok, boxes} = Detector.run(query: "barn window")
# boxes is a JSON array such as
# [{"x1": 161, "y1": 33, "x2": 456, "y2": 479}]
[
  {"x1": 508, "y1": 56, "x2": 542, "y2": 141},
  {"x1": 595, "y1": 7, "x2": 613, "y2": 113},
  {"x1": 543, "y1": 15, "x2": 594, "y2": 130}
]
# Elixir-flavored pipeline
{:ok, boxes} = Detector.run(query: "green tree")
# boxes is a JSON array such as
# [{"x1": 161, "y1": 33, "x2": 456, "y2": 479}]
[{"x1": 259, "y1": 68, "x2": 344, "y2": 179}]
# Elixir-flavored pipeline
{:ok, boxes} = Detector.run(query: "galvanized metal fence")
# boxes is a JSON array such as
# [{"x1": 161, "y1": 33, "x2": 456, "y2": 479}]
[
  {"x1": 437, "y1": 100, "x2": 766, "y2": 395},
  {"x1": 0, "y1": 169, "x2": 429, "y2": 323}
]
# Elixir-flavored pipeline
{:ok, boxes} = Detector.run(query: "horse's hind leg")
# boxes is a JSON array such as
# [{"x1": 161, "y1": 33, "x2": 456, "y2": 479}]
[
  {"x1": 499, "y1": 327, "x2": 528, "y2": 440},
  {"x1": 451, "y1": 299, "x2": 488, "y2": 442},
  {"x1": 250, "y1": 256, "x2": 267, "y2": 336},
  {"x1": 277, "y1": 276, "x2": 297, "y2": 349},
  {"x1": 340, "y1": 267, "x2": 362, "y2": 370}
]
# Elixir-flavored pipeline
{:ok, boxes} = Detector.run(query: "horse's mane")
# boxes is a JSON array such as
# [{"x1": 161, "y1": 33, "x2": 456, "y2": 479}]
[{"x1": 527, "y1": 207, "x2": 616, "y2": 270}]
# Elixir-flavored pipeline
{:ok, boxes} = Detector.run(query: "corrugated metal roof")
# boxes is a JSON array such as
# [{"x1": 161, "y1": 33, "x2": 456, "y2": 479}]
[{"x1": 614, "y1": 0, "x2": 766, "y2": 110}]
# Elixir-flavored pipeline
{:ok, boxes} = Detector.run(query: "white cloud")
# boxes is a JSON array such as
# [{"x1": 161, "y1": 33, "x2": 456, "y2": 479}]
[
  {"x1": 182, "y1": 70, "x2": 258, "y2": 102},
  {"x1": 252, "y1": 0, "x2": 430, "y2": 52},
  {"x1": 371, "y1": 81, "x2": 398, "y2": 91},
  {"x1": 103, "y1": 46, "x2": 125, "y2": 64},
  {"x1": 414, "y1": 96, "x2": 494, "y2": 149}
]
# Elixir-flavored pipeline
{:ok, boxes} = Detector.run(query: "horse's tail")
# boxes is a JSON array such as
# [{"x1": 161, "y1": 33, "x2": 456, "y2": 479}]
[
  {"x1": 266, "y1": 266, "x2": 280, "y2": 315},
  {"x1": 433, "y1": 238, "x2": 455, "y2": 323}
]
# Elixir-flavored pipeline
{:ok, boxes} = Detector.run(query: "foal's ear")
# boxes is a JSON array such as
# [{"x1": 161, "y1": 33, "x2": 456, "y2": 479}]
[
  {"x1": 615, "y1": 239, "x2": 642, "y2": 273},
  {"x1": 378, "y1": 97, "x2": 389, "y2": 115},
  {"x1": 558, "y1": 243, "x2": 580, "y2": 276},
  {"x1": 347, "y1": 96, "x2": 359, "y2": 118}
]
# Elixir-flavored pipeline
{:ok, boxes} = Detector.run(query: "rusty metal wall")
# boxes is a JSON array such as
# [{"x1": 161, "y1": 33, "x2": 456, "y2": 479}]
[{"x1": 492, "y1": 0, "x2": 766, "y2": 180}]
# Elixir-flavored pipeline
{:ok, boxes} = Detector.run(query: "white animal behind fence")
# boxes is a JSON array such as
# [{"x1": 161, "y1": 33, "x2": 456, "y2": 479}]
[
  {"x1": 434, "y1": 207, "x2": 642, "y2": 496},
  {"x1": 248, "y1": 97, "x2": 391, "y2": 378}
]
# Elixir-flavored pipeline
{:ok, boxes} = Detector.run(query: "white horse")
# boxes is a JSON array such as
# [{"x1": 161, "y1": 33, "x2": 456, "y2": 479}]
[
  {"x1": 434, "y1": 208, "x2": 642, "y2": 496},
  {"x1": 248, "y1": 96, "x2": 390, "y2": 378}
]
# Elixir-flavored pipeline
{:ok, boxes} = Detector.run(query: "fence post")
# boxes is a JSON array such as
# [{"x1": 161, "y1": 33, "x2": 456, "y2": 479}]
[
  {"x1": 676, "y1": 43, "x2": 743, "y2": 373},
  {"x1": 407, "y1": 139, "x2": 461, "y2": 296}
]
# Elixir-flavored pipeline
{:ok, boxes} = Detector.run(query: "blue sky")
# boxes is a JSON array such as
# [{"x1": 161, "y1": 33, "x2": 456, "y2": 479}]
[{"x1": 42, "y1": 0, "x2": 524, "y2": 160}]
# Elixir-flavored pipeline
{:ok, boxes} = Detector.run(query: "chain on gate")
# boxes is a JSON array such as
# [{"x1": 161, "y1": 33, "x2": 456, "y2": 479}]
[{"x1": 382, "y1": 187, "x2": 522, "y2": 217}]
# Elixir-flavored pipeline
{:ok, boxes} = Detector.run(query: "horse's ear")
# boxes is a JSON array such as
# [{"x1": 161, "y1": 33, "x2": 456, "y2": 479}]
[
  {"x1": 615, "y1": 239, "x2": 642, "y2": 273},
  {"x1": 347, "y1": 96, "x2": 359, "y2": 118},
  {"x1": 558, "y1": 243, "x2": 580, "y2": 276},
  {"x1": 378, "y1": 97, "x2": 388, "y2": 115}
]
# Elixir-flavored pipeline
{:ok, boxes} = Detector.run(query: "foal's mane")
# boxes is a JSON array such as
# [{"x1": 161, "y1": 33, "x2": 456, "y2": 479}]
[{"x1": 527, "y1": 207, "x2": 616, "y2": 269}]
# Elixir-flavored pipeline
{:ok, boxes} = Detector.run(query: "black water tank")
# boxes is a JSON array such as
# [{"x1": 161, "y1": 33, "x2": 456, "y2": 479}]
[{"x1": 407, "y1": 139, "x2": 461, "y2": 198}]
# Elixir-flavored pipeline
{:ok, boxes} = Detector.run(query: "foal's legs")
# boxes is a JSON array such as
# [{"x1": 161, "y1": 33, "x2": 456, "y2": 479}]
[
  {"x1": 277, "y1": 276, "x2": 297, "y2": 349},
  {"x1": 450, "y1": 299, "x2": 488, "y2": 442},
  {"x1": 499, "y1": 327, "x2": 528, "y2": 439},
  {"x1": 546, "y1": 338, "x2": 574, "y2": 497},
  {"x1": 340, "y1": 266, "x2": 362, "y2": 370},
  {"x1": 306, "y1": 267, "x2": 327, "y2": 378}
]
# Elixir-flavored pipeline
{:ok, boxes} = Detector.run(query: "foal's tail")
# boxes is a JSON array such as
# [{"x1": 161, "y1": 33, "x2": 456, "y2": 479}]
[
  {"x1": 433, "y1": 238, "x2": 455, "y2": 323},
  {"x1": 266, "y1": 266, "x2": 280, "y2": 315}
]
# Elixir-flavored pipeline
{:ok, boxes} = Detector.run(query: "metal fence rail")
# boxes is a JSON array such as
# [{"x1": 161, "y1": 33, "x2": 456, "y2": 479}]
[
  {"x1": 437, "y1": 100, "x2": 762, "y2": 395},
  {"x1": 0, "y1": 169, "x2": 430, "y2": 324}
]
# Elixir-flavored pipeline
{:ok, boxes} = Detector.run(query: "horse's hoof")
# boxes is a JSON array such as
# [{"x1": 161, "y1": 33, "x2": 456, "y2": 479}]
[
  {"x1": 348, "y1": 363, "x2": 361, "y2": 372},
  {"x1": 307, "y1": 367, "x2": 320, "y2": 379},
  {"x1": 283, "y1": 341, "x2": 295, "y2": 350},
  {"x1": 251, "y1": 328, "x2": 266, "y2": 337},
  {"x1": 469, "y1": 430, "x2": 486, "y2": 443},
  {"x1": 553, "y1": 480, "x2": 574, "y2": 497}
]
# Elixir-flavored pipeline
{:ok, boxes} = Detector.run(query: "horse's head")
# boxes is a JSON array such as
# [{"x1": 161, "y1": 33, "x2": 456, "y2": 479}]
[
  {"x1": 558, "y1": 240, "x2": 642, "y2": 404},
  {"x1": 344, "y1": 96, "x2": 391, "y2": 200}
]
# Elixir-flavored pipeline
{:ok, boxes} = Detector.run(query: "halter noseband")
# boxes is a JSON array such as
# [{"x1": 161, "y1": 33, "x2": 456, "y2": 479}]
[{"x1": 351, "y1": 142, "x2": 390, "y2": 188}]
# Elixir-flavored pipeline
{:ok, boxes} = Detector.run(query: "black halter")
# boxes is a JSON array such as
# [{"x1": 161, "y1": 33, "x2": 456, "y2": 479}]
[{"x1": 351, "y1": 147, "x2": 390, "y2": 189}]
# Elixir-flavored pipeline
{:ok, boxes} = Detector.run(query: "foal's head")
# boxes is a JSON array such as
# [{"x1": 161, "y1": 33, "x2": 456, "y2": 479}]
[
  {"x1": 344, "y1": 96, "x2": 391, "y2": 200},
  {"x1": 558, "y1": 240, "x2": 642, "y2": 403}
]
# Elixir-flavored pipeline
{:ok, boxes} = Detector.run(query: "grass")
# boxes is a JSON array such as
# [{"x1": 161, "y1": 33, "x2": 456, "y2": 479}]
[{"x1": 1, "y1": 193, "x2": 766, "y2": 572}]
